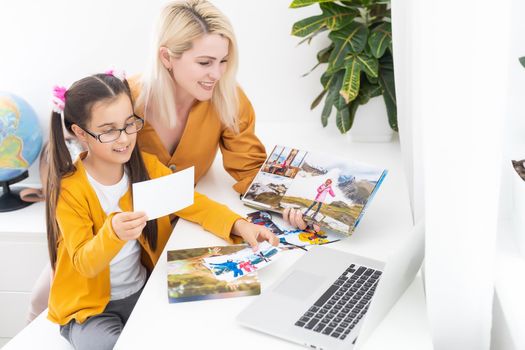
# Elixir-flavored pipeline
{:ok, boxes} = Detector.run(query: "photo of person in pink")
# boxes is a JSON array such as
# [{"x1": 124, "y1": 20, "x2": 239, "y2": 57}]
[
  {"x1": 304, "y1": 179, "x2": 335, "y2": 221},
  {"x1": 239, "y1": 260, "x2": 257, "y2": 273}
]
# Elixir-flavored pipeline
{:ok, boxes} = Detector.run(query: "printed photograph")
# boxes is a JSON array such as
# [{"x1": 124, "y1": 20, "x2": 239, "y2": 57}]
[
  {"x1": 243, "y1": 171, "x2": 292, "y2": 209},
  {"x1": 203, "y1": 242, "x2": 280, "y2": 282},
  {"x1": 277, "y1": 226, "x2": 345, "y2": 250},
  {"x1": 167, "y1": 245, "x2": 260, "y2": 303},
  {"x1": 280, "y1": 153, "x2": 386, "y2": 234},
  {"x1": 260, "y1": 145, "x2": 308, "y2": 179},
  {"x1": 246, "y1": 210, "x2": 283, "y2": 235}
]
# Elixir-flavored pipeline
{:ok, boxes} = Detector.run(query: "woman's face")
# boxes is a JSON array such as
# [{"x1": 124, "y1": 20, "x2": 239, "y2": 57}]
[{"x1": 170, "y1": 33, "x2": 230, "y2": 102}]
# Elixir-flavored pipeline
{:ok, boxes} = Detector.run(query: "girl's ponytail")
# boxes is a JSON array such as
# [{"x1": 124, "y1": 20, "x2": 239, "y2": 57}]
[{"x1": 45, "y1": 111, "x2": 75, "y2": 270}]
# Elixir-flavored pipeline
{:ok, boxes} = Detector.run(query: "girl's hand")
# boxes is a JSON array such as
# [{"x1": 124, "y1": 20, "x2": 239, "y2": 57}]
[
  {"x1": 111, "y1": 211, "x2": 148, "y2": 241},
  {"x1": 282, "y1": 208, "x2": 320, "y2": 232},
  {"x1": 232, "y1": 219, "x2": 279, "y2": 251}
]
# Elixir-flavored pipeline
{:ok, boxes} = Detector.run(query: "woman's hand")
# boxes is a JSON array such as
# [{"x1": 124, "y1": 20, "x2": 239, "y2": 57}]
[
  {"x1": 282, "y1": 208, "x2": 320, "y2": 232},
  {"x1": 111, "y1": 211, "x2": 148, "y2": 241},
  {"x1": 232, "y1": 219, "x2": 279, "y2": 251}
]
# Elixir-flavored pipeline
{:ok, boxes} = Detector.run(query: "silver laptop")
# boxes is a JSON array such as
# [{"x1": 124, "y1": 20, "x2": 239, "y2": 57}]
[{"x1": 237, "y1": 222, "x2": 424, "y2": 350}]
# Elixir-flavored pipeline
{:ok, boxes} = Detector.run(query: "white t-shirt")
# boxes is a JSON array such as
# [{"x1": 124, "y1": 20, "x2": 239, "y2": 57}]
[{"x1": 86, "y1": 170, "x2": 147, "y2": 300}]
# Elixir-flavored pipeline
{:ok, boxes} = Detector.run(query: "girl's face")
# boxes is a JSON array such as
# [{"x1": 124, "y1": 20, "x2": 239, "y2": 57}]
[
  {"x1": 169, "y1": 33, "x2": 229, "y2": 102},
  {"x1": 76, "y1": 93, "x2": 137, "y2": 166}
]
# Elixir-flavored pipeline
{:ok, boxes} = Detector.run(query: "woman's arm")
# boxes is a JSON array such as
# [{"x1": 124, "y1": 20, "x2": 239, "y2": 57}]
[{"x1": 219, "y1": 88, "x2": 267, "y2": 194}]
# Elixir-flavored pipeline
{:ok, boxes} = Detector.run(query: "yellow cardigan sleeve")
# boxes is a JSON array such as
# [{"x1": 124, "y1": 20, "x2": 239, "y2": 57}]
[
  {"x1": 219, "y1": 89, "x2": 267, "y2": 195},
  {"x1": 150, "y1": 154, "x2": 242, "y2": 243},
  {"x1": 56, "y1": 188, "x2": 125, "y2": 278}
]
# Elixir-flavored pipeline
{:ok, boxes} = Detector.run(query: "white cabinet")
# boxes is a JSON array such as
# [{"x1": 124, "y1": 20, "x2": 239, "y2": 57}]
[{"x1": 0, "y1": 201, "x2": 47, "y2": 338}]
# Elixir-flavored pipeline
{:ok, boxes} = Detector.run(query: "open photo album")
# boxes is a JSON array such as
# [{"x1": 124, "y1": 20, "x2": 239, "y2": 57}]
[{"x1": 242, "y1": 145, "x2": 387, "y2": 236}]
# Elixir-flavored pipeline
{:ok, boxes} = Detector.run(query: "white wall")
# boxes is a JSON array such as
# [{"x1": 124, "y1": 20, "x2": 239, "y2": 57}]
[{"x1": 1, "y1": 0, "x2": 331, "y2": 183}]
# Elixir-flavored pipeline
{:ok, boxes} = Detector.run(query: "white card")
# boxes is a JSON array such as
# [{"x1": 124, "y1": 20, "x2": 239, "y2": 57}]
[{"x1": 132, "y1": 166, "x2": 194, "y2": 220}]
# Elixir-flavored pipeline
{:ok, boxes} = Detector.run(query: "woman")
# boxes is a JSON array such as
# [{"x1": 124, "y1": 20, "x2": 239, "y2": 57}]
[{"x1": 130, "y1": 0, "x2": 266, "y2": 195}]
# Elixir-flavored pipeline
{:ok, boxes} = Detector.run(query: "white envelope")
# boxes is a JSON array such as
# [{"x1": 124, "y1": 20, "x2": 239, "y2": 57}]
[{"x1": 132, "y1": 166, "x2": 194, "y2": 220}]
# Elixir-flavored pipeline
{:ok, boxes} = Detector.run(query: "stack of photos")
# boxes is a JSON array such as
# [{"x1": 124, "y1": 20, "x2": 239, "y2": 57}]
[
  {"x1": 242, "y1": 146, "x2": 387, "y2": 235},
  {"x1": 167, "y1": 245, "x2": 261, "y2": 303},
  {"x1": 247, "y1": 210, "x2": 345, "y2": 250}
]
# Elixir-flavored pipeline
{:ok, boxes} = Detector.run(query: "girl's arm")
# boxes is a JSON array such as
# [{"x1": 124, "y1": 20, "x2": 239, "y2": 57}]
[
  {"x1": 219, "y1": 88, "x2": 267, "y2": 195},
  {"x1": 149, "y1": 153, "x2": 278, "y2": 248},
  {"x1": 56, "y1": 188, "x2": 126, "y2": 278}
]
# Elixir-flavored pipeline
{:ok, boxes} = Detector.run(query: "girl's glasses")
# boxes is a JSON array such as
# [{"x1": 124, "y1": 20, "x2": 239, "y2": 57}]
[{"x1": 79, "y1": 115, "x2": 144, "y2": 143}]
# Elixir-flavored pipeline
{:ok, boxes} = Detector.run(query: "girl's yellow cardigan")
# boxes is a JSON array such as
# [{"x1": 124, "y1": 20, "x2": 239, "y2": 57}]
[{"x1": 47, "y1": 152, "x2": 241, "y2": 325}]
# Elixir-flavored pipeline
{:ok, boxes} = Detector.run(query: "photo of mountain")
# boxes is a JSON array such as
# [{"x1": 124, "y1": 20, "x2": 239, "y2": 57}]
[{"x1": 243, "y1": 171, "x2": 292, "y2": 209}]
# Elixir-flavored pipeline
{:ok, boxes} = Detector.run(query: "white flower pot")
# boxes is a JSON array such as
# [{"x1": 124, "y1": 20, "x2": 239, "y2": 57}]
[
  {"x1": 511, "y1": 160, "x2": 525, "y2": 255},
  {"x1": 348, "y1": 96, "x2": 394, "y2": 143}
]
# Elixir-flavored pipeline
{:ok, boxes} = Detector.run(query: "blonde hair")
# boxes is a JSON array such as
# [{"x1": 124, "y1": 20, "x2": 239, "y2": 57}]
[{"x1": 137, "y1": 0, "x2": 239, "y2": 132}]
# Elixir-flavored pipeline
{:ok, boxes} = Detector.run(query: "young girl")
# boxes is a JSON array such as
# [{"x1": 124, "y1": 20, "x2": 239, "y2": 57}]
[
  {"x1": 45, "y1": 72, "x2": 278, "y2": 350},
  {"x1": 303, "y1": 179, "x2": 336, "y2": 222}
]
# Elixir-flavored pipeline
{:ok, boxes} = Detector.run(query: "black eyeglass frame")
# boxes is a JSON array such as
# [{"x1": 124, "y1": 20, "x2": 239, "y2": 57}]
[{"x1": 78, "y1": 115, "x2": 144, "y2": 143}]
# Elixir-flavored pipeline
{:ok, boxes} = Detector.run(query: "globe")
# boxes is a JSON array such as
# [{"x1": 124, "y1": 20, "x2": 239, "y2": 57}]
[{"x1": 0, "y1": 92, "x2": 43, "y2": 211}]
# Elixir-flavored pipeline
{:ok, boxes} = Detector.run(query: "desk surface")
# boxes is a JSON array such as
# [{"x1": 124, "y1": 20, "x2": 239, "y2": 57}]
[{"x1": 115, "y1": 122, "x2": 433, "y2": 350}]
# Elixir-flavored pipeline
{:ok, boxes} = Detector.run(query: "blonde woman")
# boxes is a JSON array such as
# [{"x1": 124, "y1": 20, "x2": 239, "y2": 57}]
[{"x1": 131, "y1": 0, "x2": 266, "y2": 194}]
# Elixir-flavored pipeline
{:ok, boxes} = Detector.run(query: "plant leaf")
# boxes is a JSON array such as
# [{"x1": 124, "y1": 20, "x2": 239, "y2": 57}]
[
  {"x1": 378, "y1": 52, "x2": 398, "y2": 131},
  {"x1": 335, "y1": 102, "x2": 358, "y2": 133},
  {"x1": 311, "y1": 89, "x2": 328, "y2": 110},
  {"x1": 320, "y1": 3, "x2": 359, "y2": 31},
  {"x1": 355, "y1": 54, "x2": 378, "y2": 78},
  {"x1": 327, "y1": 22, "x2": 368, "y2": 73},
  {"x1": 290, "y1": 0, "x2": 337, "y2": 9},
  {"x1": 317, "y1": 44, "x2": 334, "y2": 63},
  {"x1": 291, "y1": 3, "x2": 357, "y2": 37},
  {"x1": 292, "y1": 14, "x2": 329, "y2": 37},
  {"x1": 340, "y1": 56, "x2": 361, "y2": 103},
  {"x1": 321, "y1": 71, "x2": 332, "y2": 89},
  {"x1": 329, "y1": 71, "x2": 347, "y2": 111},
  {"x1": 520, "y1": 56, "x2": 525, "y2": 68},
  {"x1": 297, "y1": 27, "x2": 328, "y2": 45},
  {"x1": 336, "y1": 106, "x2": 351, "y2": 133},
  {"x1": 357, "y1": 78, "x2": 382, "y2": 105},
  {"x1": 321, "y1": 91, "x2": 335, "y2": 126},
  {"x1": 368, "y1": 22, "x2": 392, "y2": 58}
]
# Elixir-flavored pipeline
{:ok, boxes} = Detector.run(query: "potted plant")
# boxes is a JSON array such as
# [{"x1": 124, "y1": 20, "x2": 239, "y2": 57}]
[{"x1": 290, "y1": 0, "x2": 397, "y2": 136}]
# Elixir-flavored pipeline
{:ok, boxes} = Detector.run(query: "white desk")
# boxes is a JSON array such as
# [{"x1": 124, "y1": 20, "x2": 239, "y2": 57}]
[{"x1": 115, "y1": 122, "x2": 433, "y2": 350}]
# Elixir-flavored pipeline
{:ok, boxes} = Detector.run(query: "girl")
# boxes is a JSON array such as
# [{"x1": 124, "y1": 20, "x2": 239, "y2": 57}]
[
  {"x1": 45, "y1": 73, "x2": 278, "y2": 350},
  {"x1": 303, "y1": 179, "x2": 336, "y2": 222},
  {"x1": 28, "y1": 0, "x2": 312, "y2": 321}
]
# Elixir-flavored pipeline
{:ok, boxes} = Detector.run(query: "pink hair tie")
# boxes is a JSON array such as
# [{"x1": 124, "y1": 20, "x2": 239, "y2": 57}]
[
  {"x1": 51, "y1": 85, "x2": 67, "y2": 114},
  {"x1": 105, "y1": 69, "x2": 126, "y2": 81}
]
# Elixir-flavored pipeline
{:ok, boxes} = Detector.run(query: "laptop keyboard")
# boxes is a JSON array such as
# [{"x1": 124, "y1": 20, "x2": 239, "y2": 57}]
[{"x1": 294, "y1": 264, "x2": 382, "y2": 340}]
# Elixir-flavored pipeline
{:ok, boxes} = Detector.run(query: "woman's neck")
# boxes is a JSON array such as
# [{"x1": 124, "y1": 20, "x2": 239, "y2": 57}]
[
  {"x1": 173, "y1": 89, "x2": 196, "y2": 122},
  {"x1": 83, "y1": 153, "x2": 125, "y2": 185}
]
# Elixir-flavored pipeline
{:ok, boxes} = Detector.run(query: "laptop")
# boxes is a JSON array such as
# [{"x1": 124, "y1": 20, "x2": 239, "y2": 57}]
[{"x1": 237, "y1": 222, "x2": 424, "y2": 350}]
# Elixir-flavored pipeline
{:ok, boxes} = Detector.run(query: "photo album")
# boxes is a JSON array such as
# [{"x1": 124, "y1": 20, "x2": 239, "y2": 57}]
[{"x1": 242, "y1": 145, "x2": 387, "y2": 236}]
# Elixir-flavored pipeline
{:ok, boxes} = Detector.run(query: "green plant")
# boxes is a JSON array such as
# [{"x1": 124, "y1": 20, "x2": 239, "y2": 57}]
[
  {"x1": 290, "y1": 0, "x2": 397, "y2": 133},
  {"x1": 520, "y1": 56, "x2": 525, "y2": 68}
]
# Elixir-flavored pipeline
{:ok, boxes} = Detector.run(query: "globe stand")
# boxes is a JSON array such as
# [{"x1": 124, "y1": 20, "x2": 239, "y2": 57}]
[{"x1": 0, "y1": 171, "x2": 34, "y2": 212}]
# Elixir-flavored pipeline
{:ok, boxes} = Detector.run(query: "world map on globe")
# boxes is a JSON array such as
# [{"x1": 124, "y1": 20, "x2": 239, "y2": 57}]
[{"x1": 0, "y1": 93, "x2": 43, "y2": 183}]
